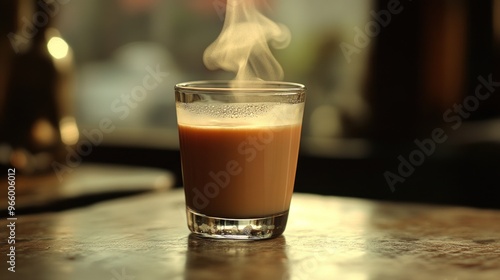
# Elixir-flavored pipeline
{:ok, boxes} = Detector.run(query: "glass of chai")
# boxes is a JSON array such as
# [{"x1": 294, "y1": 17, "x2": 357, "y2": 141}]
[{"x1": 175, "y1": 81, "x2": 306, "y2": 240}]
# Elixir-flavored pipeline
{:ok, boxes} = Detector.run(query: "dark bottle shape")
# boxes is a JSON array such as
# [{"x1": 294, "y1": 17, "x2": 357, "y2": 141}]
[{"x1": 0, "y1": 0, "x2": 77, "y2": 174}]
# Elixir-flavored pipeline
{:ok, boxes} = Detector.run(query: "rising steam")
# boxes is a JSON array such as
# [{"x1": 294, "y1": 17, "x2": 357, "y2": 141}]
[{"x1": 203, "y1": 0, "x2": 291, "y2": 81}]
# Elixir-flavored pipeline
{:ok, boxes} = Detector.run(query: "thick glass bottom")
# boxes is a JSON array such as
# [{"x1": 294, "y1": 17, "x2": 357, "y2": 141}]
[{"x1": 186, "y1": 207, "x2": 289, "y2": 240}]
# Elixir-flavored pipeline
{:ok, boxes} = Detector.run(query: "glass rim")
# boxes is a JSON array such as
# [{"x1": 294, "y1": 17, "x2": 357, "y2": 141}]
[{"x1": 175, "y1": 80, "x2": 306, "y2": 93}]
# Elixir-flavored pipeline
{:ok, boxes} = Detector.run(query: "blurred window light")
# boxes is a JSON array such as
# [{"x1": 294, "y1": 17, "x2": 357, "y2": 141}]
[
  {"x1": 54, "y1": 0, "x2": 373, "y2": 153},
  {"x1": 310, "y1": 105, "x2": 343, "y2": 138}
]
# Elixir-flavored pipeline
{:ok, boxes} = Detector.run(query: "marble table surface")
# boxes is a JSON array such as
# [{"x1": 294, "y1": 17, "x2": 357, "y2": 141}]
[{"x1": 1, "y1": 188, "x2": 500, "y2": 280}]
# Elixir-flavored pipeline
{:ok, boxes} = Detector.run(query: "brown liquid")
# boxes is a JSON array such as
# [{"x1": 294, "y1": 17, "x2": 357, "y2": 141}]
[{"x1": 179, "y1": 124, "x2": 301, "y2": 218}]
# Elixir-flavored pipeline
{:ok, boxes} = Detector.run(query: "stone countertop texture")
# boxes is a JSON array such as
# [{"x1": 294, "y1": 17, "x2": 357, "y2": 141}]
[{"x1": 1, "y1": 189, "x2": 499, "y2": 280}]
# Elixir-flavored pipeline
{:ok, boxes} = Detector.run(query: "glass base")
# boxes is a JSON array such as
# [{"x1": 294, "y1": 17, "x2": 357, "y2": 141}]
[{"x1": 186, "y1": 207, "x2": 289, "y2": 240}]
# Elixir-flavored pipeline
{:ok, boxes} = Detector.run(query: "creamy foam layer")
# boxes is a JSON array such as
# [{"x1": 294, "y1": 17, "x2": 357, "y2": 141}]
[{"x1": 176, "y1": 102, "x2": 303, "y2": 127}]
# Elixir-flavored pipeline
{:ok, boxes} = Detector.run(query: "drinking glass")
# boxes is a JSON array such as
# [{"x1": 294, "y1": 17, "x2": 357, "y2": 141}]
[{"x1": 175, "y1": 80, "x2": 305, "y2": 240}]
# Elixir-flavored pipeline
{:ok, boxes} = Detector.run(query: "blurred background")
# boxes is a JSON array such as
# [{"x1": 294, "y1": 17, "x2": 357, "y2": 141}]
[{"x1": 1, "y1": 0, "x2": 499, "y2": 209}]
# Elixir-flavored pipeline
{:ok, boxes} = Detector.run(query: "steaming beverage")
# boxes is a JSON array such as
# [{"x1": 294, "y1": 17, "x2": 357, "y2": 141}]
[
  {"x1": 179, "y1": 123, "x2": 301, "y2": 218},
  {"x1": 175, "y1": 81, "x2": 305, "y2": 240},
  {"x1": 181, "y1": 0, "x2": 299, "y2": 240}
]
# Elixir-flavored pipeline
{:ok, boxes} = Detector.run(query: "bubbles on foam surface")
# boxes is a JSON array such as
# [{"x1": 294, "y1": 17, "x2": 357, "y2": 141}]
[
  {"x1": 182, "y1": 103, "x2": 273, "y2": 119},
  {"x1": 177, "y1": 102, "x2": 303, "y2": 127}
]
